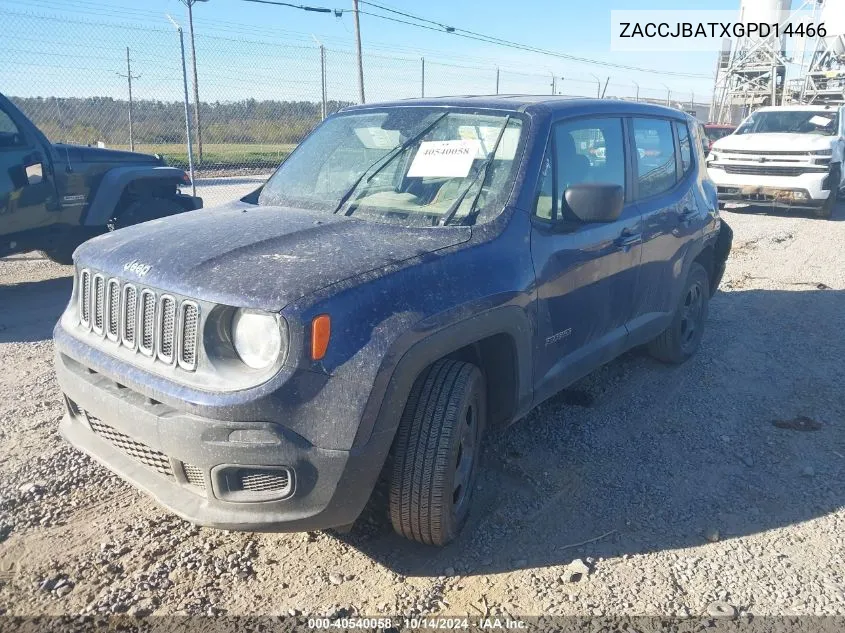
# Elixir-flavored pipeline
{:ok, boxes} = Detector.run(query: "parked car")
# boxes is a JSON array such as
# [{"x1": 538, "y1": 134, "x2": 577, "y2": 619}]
[
  {"x1": 55, "y1": 97, "x2": 732, "y2": 546},
  {"x1": 707, "y1": 105, "x2": 844, "y2": 218},
  {"x1": 0, "y1": 93, "x2": 201, "y2": 264},
  {"x1": 702, "y1": 123, "x2": 736, "y2": 153}
]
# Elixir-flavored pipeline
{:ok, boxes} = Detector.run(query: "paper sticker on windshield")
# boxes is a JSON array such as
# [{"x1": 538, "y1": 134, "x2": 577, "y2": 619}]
[
  {"x1": 408, "y1": 140, "x2": 481, "y2": 178},
  {"x1": 809, "y1": 115, "x2": 833, "y2": 127}
]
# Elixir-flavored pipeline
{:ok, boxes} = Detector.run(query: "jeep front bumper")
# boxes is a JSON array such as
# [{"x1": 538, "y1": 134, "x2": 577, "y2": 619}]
[{"x1": 55, "y1": 349, "x2": 384, "y2": 532}]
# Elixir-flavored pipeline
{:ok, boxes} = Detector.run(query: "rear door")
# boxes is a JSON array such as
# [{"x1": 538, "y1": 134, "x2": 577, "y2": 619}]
[
  {"x1": 530, "y1": 115, "x2": 643, "y2": 403},
  {"x1": 0, "y1": 101, "x2": 55, "y2": 237},
  {"x1": 628, "y1": 116, "x2": 707, "y2": 346}
]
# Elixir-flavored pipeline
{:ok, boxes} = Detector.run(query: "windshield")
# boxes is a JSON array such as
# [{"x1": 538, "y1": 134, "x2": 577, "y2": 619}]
[
  {"x1": 735, "y1": 110, "x2": 839, "y2": 136},
  {"x1": 704, "y1": 127, "x2": 734, "y2": 142},
  {"x1": 258, "y1": 108, "x2": 525, "y2": 226}
]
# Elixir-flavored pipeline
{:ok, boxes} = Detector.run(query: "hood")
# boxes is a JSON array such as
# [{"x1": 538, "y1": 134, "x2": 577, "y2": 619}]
[
  {"x1": 55, "y1": 143, "x2": 162, "y2": 164},
  {"x1": 74, "y1": 202, "x2": 472, "y2": 311},
  {"x1": 712, "y1": 133, "x2": 835, "y2": 153}
]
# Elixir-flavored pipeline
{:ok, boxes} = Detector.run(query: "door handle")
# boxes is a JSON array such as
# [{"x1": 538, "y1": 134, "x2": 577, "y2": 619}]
[
  {"x1": 679, "y1": 207, "x2": 697, "y2": 224},
  {"x1": 614, "y1": 230, "x2": 642, "y2": 249}
]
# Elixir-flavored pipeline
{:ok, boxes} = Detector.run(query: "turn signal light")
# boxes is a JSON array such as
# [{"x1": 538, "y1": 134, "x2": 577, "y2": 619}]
[{"x1": 311, "y1": 314, "x2": 331, "y2": 361}]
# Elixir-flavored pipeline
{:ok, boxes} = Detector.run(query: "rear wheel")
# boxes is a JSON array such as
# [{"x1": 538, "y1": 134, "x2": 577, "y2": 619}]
[
  {"x1": 388, "y1": 359, "x2": 485, "y2": 546},
  {"x1": 648, "y1": 262, "x2": 710, "y2": 364}
]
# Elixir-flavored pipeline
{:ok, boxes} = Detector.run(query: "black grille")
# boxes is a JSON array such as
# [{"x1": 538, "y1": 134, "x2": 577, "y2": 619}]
[
  {"x1": 179, "y1": 302, "x2": 199, "y2": 370},
  {"x1": 182, "y1": 463, "x2": 206, "y2": 489},
  {"x1": 107, "y1": 279, "x2": 120, "y2": 340},
  {"x1": 77, "y1": 269, "x2": 200, "y2": 371},
  {"x1": 239, "y1": 469, "x2": 290, "y2": 493},
  {"x1": 158, "y1": 296, "x2": 176, "y2": 363},
  {"x1": 122, "y1": 285, "x2": 137, "y2": 347},
  {"x1": 88, "y1": 416, "x2": 173, "y2": 478},
  {"x1": 79, "y1": 270, "x2": 91, "y2": 326},
  {"x1": 93, "y1": 275, "x2": 105, "y2": 334},
  {"x1": 723, "y1": 165, "x2": 813, "y2": 177},
  {"x1": 139, "y1": 290, "x2": 156, "y2": 355}
]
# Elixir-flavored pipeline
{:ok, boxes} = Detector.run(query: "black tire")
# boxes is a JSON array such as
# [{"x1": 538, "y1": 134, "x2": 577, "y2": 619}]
[
  {"x1": 41, "y1": 241, "x2": 78, "y2": 265},
  {"x1": 388, "y1": 359, "x2": 486, "y2": 546},
  {"x1": 112, "y1": 197, "x2": 186, "y2": 229},
  {"x1": 41, "y1": 229, "x2": 99, "y2": 265},
  {"x1": 648, "y1": 262, "x2": 710, "y2": 364},
  {"x1": 816, "y1": 193, "x2": 836, "y2": 220}
]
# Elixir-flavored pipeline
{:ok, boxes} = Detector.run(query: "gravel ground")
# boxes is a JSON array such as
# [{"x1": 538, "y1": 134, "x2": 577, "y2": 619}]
[{"x1": 0, "y1": 206, "x2": 843, "y2": 621}]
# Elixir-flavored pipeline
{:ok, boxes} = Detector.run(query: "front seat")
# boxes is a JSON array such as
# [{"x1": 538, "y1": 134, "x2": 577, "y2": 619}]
[
  {"x1": 557, "y1": 132, "x2": 591, "y2": 190},
  {"x1": 557, "y1": 132, "x2": 591, "y2": 221}
]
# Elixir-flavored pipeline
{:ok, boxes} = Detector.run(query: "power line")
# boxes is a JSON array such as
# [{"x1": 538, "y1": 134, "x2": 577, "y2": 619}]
[
  {"x1": 357, "y1": 1, "x2": 711, "y2": 79},
  {"x1": 240, "y1": 0, "x2": 336, "y2": 13}
]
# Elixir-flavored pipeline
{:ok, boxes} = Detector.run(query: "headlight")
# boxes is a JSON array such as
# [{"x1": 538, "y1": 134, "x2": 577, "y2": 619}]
[{"x1": 231, "y1": 309, "x2": 285, "y2": 369}]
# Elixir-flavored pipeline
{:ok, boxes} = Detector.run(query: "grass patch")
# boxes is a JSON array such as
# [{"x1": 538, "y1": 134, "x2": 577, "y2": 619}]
[{"x1": 112, "y1": 143, "x2": 297, "y2": 170}]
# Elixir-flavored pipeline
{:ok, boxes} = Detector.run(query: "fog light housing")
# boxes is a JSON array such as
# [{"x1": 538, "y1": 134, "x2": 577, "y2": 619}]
[{"x1": 212, "y1": 465, "x2": 294, "y2": 502}]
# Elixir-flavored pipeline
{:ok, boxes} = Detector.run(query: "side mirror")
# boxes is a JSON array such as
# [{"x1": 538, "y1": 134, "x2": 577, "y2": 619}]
[{"x1": 562, "y1": 183, "x2": 624, "y2": 224}]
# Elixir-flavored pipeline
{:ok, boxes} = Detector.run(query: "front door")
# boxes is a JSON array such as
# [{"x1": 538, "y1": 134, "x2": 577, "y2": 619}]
[
  {"x1": 530, "y1": 115, "x2": 642, "y2": 404},
  {"x1": 0, "y1": 102, "x2": 55, "y2": 240}
]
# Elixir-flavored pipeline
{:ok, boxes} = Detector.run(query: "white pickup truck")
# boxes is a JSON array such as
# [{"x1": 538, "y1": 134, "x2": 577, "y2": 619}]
[{"x1": 707, "y1": 105, "x2": 844, "y2": 219}]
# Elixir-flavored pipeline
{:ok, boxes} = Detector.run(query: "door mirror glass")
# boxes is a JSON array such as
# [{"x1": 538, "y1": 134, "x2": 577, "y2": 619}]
[
  {"x1": 562, "y1": 183, "x2": 624, "y2": 223},
  {"x1": 26, "y1": 163, "x2": 43, "y2": 185}
]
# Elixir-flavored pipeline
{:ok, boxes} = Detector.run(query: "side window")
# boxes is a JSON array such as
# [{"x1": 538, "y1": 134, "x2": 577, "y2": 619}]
[
  {"x1": 535, "y1": 151, "x2": 554, "y2": 220},
  {"x1": 0, "y1": 108, "x2": 24, "y2": 149},
  {"x1": 633, "y1": 118, "x2": 677, "y2": 198},
  {"x1": 676, "y1": 121, "x2": 693, "y2": 175},
  {"x1": 534, "y1": 117, "x2": 625, "y2": 220}
]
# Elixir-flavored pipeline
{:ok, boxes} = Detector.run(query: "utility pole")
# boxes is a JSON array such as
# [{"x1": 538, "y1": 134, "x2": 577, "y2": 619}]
[
  {"x1": 180, "y1": 0, "x2": 207, "y2": 165},
  {"x1": 550, "y1": 72, "x2": 556, "y2": 95},
  {"x1": 116, "y1": 47, "x2": 141, "y2": 151},
  {"x1": 632, "y1": 81, "x2": 639, "y2": 102},
  {"x1": 421, "y1": 57, "x2": 425, "y2": 98},
  {"x1": 352, "y1": 0, "x2": 365, "y2": 103},
  {"x1": 495, "y1": 67, "x2": 500, "y2": 95}
]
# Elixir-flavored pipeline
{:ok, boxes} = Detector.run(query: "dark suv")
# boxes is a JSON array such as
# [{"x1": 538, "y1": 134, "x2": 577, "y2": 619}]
[
  {"x1": 55, "y1": 97, "x2": 732, "y2": 546},
  {"x1": 0, "y1": 93, "x2": 201, "y2": 264}
]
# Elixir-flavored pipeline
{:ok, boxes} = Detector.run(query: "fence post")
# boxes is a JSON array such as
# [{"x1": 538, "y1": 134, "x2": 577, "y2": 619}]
[
  {"x1": 176, "y1": 26, "x2": 196, "y2": 198},
  {"x1": 126, "y1": 48, "x2": 135, "y2": 151},
  {"x1": 421, "y1": 57, "x2": 425, "y2": 98},
  {"x1": 320, "y1": 45, "x2": 327, "y2": 120}
]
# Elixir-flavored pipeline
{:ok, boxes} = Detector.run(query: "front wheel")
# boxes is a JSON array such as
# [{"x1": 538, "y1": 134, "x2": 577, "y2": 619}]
[
  {"x1": 111, "y1": 197, "x2": 186, "y2": 230},
  {"x1": 816, "y1": 193, "x2": 836, "y2": 220},
  {"x1": 42, "y1": 241, "x2": 79, "y2": 265},
  {"x1": 388, "y1": 359, "x2": 486, "y2": 546},
  {"x1": 648, "y1": 262, "x2": 710, "y2": 364}
]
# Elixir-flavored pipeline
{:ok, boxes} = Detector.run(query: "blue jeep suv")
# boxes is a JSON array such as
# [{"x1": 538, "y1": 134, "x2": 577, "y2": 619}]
[{"x1": 55, "y1": 97, "x2": 732, "y2": 546}]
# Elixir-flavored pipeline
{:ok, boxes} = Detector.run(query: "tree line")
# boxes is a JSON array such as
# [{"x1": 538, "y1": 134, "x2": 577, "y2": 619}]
[{"x1": 9, "y1": 96, "x2": 353, "y2": 146}]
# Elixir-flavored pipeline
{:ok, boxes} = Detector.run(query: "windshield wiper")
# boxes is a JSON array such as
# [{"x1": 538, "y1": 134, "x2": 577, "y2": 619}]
[
  {"x1": 333, "y1": 112, "x2": 449, "y2": 215},
  {"x1": 439, "y1": 115, "x2": 511, "y2": 226}
]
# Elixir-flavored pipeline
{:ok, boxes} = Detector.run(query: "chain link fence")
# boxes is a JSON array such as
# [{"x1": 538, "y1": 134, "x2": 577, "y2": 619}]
[{"x1": 1, "y1": 7, "x2": 714, "y2": 206}]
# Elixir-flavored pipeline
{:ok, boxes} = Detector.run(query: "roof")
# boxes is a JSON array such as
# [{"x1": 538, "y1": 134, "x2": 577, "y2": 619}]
[{"x1": 342, "y1": 95, "x2": 690, "y2": 118}]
